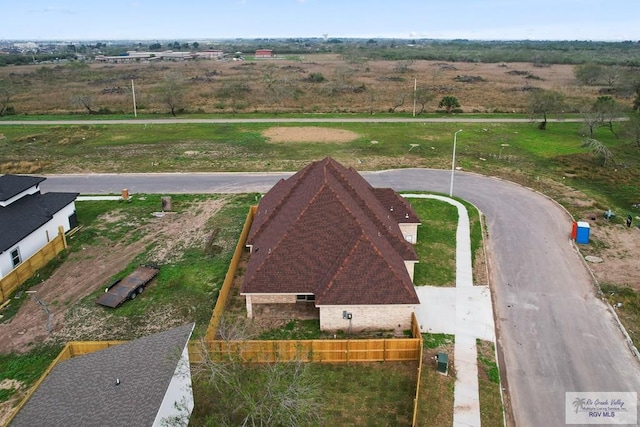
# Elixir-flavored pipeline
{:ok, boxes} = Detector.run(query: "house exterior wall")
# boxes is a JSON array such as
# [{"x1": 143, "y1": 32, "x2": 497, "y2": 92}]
[
  {"x1": 153, "y1": 344, "x2": 194, "y2": 427},
  {"x1": 319, "y1": 305, "x2": 415, "y2": 332},
  {"x1": 404, "y1": 260, "x2": 417, "y2": 282},
  {"x1": 399, "y1": 223, "x2": 419, "y2": 244},
  {"x1": 244, "y1": 293, "x2": 297, "y2": 318},
  {"x1": 0, "y1": 201, "x2": 76, "y2": 278}
]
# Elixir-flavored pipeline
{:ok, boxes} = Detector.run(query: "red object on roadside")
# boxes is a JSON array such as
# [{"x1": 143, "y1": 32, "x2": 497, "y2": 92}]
[{"x1": 571, "y1": 221, "x2": 578, "y2": 240}]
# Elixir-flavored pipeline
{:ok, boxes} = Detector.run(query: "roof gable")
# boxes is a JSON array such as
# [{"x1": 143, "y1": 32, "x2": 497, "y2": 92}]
[
  {"x1": 0, "y1": 192, "x2": 78, "y2": 253},
  {"x1": 11, "y1": 323, "x2": 195, "y2": 427},
  {"x1": 242, "y1": 157, "x2": 419, "y2": 305},
  {"x1": 0, "y1": 174, "x2": 45, "y2": 203}
]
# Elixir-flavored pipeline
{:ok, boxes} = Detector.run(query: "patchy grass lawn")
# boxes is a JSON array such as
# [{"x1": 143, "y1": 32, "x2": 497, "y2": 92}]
[
  {"x1": 477, "y1": 339, "x2": 505, "y2": 427},
  {"x1": 600, "y1": 283, "x2": 640, "y2": 348},
  {"x1": 190, "y1": 361, "x2": 417, "y2": 427},
  {"x1": 417, "y1": 333, "x2": 455, "y2": 426},
  {"x1": 408, "y1": 196, "x2": 483, "y2": 287}
]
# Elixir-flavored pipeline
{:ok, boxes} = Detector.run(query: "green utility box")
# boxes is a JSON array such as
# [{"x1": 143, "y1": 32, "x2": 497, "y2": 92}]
[{"x1": 436, "y1": 352, "x2": 448, "y2": 375}]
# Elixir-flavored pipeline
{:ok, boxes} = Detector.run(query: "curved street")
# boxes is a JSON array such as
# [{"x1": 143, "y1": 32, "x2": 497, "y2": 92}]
[{"x1": 41, "y1": 169, "x2": 640, "y2": 426}]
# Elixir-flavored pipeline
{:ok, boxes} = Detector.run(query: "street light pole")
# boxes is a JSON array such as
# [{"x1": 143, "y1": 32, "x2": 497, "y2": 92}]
[{"x1": 449, "y1": 130, "x2": 463, "y2": 197}]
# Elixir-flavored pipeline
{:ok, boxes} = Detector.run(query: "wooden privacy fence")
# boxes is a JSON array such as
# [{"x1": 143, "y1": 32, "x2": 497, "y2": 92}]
[
  {"x1": 204, "y1": 205, "x2": 256, "y2": 341},
  {"x1": 189, "y1": 337, "x2": 421, "y2": 364},
  {"x1": 0, "y1": 227, "x2": 67, "y2": 303},
  {"x1": 411, "y1": 312, "x2": 424, "y2": 427}
]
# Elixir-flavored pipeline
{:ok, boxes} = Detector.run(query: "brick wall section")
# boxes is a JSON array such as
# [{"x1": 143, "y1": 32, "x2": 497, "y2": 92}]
[
  {"x1": 319, "y1": 305, "x2": 415, "y2": 332},
  {"x1": 245, "y1": 294, "x2": 297, "y2": 318}
]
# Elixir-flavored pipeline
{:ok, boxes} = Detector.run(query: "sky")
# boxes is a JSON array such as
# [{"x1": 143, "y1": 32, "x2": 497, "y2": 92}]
[{"x1": 1, "y1": 0, "x2": 639, "y2": 41}]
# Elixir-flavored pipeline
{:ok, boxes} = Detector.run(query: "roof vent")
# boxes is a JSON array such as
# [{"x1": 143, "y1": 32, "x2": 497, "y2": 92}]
[
  {"x1": 268, "y1": 248, "x2": 271, "y2": 254},
  {"x1": 390, "y1": 206, "x2": 394, "y2": 212},
  {"x1": 115, "y1": 378, "x2": 121, "y2": 386},
  {"x1": 405, "y1": 213, "x2": 409, "y2": 219}
]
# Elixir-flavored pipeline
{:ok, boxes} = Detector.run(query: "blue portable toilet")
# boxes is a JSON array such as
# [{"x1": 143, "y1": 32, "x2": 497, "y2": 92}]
[{"x1": 576, "y1": 221, "x2": 590, "y2": 244}]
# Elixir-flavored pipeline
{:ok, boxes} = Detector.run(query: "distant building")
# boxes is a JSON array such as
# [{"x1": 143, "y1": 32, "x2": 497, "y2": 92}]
[
  {"x1": 255, "y1": 49, "x2": 273, "y2": 58},
  {"x1": 195, "y1": 50, "x2": 224, "y2": 59}
]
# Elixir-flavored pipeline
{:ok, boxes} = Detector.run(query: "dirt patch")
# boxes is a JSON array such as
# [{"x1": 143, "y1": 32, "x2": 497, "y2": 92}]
[
  {"x1": 0, "y1": 198, "x2": 225, "y2": 354},
  {"x1": 582, "y1": 222, "x2": 640, "y2": 289},
  {"x1": 263, "y1": 126, "x2": 360, "y2": 143}
]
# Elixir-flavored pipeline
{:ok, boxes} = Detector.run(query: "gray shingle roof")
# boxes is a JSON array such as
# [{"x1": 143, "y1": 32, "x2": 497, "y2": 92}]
[
  {"x1": 0, "y1": 174, "x2": 45, "y2": 202},
  {"x1": 0, "y1": 192, "x2": 78, "y2": 253},
  {"x1": 10, "y1": 323, "x2": 195, "y2": 427}
]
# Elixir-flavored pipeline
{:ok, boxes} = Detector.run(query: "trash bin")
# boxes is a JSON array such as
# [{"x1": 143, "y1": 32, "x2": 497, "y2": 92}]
[
  {"x1": 576, "y1": 221, "x2": 590, "y2": 244},
  {"x1": 436, "y1": 352, "x2": 448, "y2": 375}
]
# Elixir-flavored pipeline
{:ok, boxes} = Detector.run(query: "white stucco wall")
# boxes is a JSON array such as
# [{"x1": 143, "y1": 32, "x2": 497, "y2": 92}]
[
  {"x1": 154, "y1": 344, "x2": 194, "y2": 427},
  {"x1": 319, "y1": 305, "x2": 415, "y2": 332},
  {"x1": 0, "y1": 201, "x2": 76, "y2": 278}
]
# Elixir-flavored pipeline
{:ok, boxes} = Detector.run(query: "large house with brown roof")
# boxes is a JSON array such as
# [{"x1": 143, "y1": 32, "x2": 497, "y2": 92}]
[{"x1": 241, "y1": 157, "x2": 421, "y2": 333}]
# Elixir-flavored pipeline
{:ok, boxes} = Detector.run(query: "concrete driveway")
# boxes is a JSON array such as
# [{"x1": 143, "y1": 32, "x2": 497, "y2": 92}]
[{"x1": 42, "y1": 169, "x2": 640, "y2": 426}]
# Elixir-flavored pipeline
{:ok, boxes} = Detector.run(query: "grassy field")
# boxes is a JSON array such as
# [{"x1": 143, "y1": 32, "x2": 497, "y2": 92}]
[
  {"x1": 1, "y1": 120, "x2": 637, "y2": 217},
  {"x1": 418, "y1": 333, "x2": 455, "y2": 426}
]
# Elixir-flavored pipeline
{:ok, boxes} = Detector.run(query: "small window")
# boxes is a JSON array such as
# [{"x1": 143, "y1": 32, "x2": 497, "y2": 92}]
[
  {"x1": 296, "y1": 294, "x2": 315, "y2": 302},
  {"x1": 10, "y1": 248, "x2": 21, "y2": 267}
]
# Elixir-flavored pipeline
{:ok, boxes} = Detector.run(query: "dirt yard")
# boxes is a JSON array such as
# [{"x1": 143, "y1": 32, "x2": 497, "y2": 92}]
[
  {"x1": 263, "y1": 126, "x2": 360, "y2": 144},
  {"x1": 0, "y1": 198, "x2": 225, "y2": 355}
]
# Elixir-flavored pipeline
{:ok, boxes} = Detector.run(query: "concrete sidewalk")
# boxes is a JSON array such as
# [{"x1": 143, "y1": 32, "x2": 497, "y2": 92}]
[{"x1": 404, "y1": 194, "x2": 496, "y2": 427}]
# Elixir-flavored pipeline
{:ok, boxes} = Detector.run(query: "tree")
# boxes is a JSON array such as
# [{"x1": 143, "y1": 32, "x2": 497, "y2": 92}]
[
  {"x1": 388, "y1": 93, "x2": 405, "y2": 113},
  {"x1": 575, "y1": 63, "x2": 603, "y2": 85},
  {"x1": 192, "y1": 41, "x2": 200, "y2": 50},
  {"x1": 633, "y1": 84, "x2": 640, "y2": 111},
  {"x1": 190, "y1": 317, "x2": 323, "y2": 426},
  {"x1": 528, "y1": 89, "x2": 564, "y2": 130},
  {"x1": 157, "y1": 72, "x2": 186, "y2": 117},
  {"x1": 438, "y1": 95, "x2": 460, "y2": 113},
  {"x1": 149, "y1": 42, "x2": 162, "y2": 51},
  {"x1": 593, "y1": 96, "x2": 620, "y2": 137},
  {"x1": 414, "y1": 87, "x2": 434, "y2": 115},
  {"x1": 0, "y1": 80, "x2": 15, "y2": 116},
  {"x1": 70, "y1": 94, "x2": 97, "y2": 114},
  {"x1": 581, "y1": 138, "x2": 615, "y2": 166},
  {"x1": 623, "y1": 112, "x2": 640, "y2": 148}
]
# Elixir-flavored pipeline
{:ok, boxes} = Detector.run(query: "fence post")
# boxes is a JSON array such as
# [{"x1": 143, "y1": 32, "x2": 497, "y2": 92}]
[{"x1": 58, "y1": 226, "x2": 67, "y2": 249}]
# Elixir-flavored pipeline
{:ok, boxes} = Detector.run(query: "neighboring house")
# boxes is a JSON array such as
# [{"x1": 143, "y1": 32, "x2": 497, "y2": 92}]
[
  {"x1": 255, "y1": 49, "x2": 273, "y2": 58},
  {"x1": 10, "y1": 323, "x2": 196, "y2": 427},
  {"x1": 0, "y1": 175, "x2": 78, "y2": 279},
  {"x1": 241, "y1": 157, "x2": 421, "y2": 333}
]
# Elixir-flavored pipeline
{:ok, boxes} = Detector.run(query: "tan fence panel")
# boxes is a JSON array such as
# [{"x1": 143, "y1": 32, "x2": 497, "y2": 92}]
[
  {"x1": 69, "y1": 341, "x2": 126, "y2": 357},
  {"x1": 204, "y1": 206, "x2": 256, "y2": 341},
  {"x1": 0, "y1": 231, "x2": 67, "y2": 303},
  {"x1": 411, "y1": 312, "x2": 424, "y2": 427},
  {"x1": 194, "y1": 338, "x2": 421, "y2": 364}
]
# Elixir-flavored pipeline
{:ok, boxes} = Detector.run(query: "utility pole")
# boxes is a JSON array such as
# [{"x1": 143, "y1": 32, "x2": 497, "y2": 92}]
[
  {"x1": 131, "y1": 79, "x2": 137, "y2": 118},
  {"x1": 412, "y1": 78, "x2": 417, "y2": 117}
]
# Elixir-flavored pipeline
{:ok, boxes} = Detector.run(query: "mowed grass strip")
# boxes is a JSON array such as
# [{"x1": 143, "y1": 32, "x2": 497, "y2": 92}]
[
  {"x1": 477, "y1": 339, "x2": 505, "y2": 427},
  {"x1": 409, "y1": 197, "x2": 482, "y2": 287},
  {"x1": 417, "y1": 333, "x2": 455, "y2": 426}
]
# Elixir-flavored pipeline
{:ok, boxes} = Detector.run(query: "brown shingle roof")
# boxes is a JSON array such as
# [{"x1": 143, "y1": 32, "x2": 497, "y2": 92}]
[{"x1": 242, "y1": 157, "x2": 419, "y2": 305}]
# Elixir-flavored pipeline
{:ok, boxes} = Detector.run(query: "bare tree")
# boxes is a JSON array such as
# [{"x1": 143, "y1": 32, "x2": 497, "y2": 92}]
[
  {"x1": 70, "y1": 94, "x2": 97, "y2": 114},
  {"x1": 528, "y1": 89, "x2": 565, "y2": 130},
  {"x1": 389, "y1": 93, "x2": 406, "y2": 113},
  {"x1": 191, "y1": 316, "x2": 323, "y2": 426},
  {"x1": 623, "y1": 112, "x2": 640, "y2": 148},
  {"x1": 414, "y1": 87, "x2": 434, "y2": 115},
  {"x1": 0, "y1": 80, "x2": 14, "y2": 116},
  {"x1": 158, "y1": 72, "x2": 186, "y2": 117},
  {"x1": 581, "y1": 138, "x2": 615, "y2": 166},
  {"x1": 593, "y1": 96, "x2": 620, "y2": 137}
]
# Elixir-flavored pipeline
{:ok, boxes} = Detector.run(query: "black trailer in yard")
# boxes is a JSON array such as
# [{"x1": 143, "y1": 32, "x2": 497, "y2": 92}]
[{"x1": 96, "y1": 266, "x2": 159, "y2": 308}]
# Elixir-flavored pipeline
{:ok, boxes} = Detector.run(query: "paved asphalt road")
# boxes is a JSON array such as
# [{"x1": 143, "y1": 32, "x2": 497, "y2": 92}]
[
  {"x1": 41, "y1": 169, "x2": 640, "y2": 426},
  {"x1": 0, "y1": 117, "x2": 588, "y2": 125}
]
